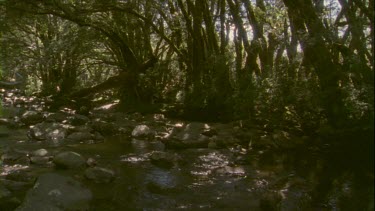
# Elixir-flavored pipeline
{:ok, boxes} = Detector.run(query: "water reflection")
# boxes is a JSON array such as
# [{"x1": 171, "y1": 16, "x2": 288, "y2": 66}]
[{"x1": 0, "y1": 101, "x2": 373, "y2": 210}]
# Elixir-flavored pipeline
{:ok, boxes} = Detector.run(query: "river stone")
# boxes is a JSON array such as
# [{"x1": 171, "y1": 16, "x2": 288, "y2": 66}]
[
  {"x1": 1, "y1": 149, "x2": 30, "y2": 165},
  {"x1": 30, "y1": 156, "x2": 51, "y2": 165},
  {"x1": 20, "y1": 111, "x2": 44, "y2": 125},
  {"x1": 92, "y1": 120, "x2": 120, "y2": 136},
  {"x1": 149, "y1": 151, "x2": 177, "y2": 169},
  {"x1": 68, "y1": 114, "x2": 90, "y2": 126},
  {"x1": 16, "y1": 173, "x2": 92, "y2": 211},
  {"x1": 66, "y1": 132, "x2": 93, "y2": 143},
  {"x1": 0, "y1": 132, "x2": 10, "y2": 138},
  {"x1": 31, "y1": 148, "x2": 48, "y2": 157},
  {"x1": 53, "y1": 151, "x2": 86, "y2": 169},
  {"x1": 131, "y1": 125, "x2": 154, "y2": 139},
  {"x1": 29, "y1": 122, "x2": 68, "y2": 146},
  {"x1": 0, "y1": 179, "x2": 32, "y2": 192},
  {"x1": 84, "y1": 167, "x2": 115, "y2": 183},
  {"x1": 0, "y1": 118, "x2": 12, "y2": 126},
  {"x1": 5, "y1": 170, "x2": 35, "y2": 183},
  {"x1": 0, "y1": 184, "x2": 11, "y2": 199},
  {"x1": 163, "y1": 122, "x2": 211, "y2": 149},
  {"x1": 45, "y1": 112, "x2": 68, "y2": 123}
]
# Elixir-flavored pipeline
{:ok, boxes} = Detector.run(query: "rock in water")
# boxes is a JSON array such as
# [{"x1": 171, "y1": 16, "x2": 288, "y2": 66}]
[
  {"x1": 20, "y1": 111, "x2": 44, "y2": 125},
  {"x1": 29, "y1": 122, "x2": 68, "y2": 147},
  {"x1": 53, "y1": 151, "x2": 86, "y2": 169},
  {"x1": 149, "y1": 151, "x2": 176, "y2": 169},
  {"x1": 84, "y1": 167, "x2": 115, "y2": 183},
  {"x1": 16, "y1": 173, "x2": 92, "y2": 211},
  {"x1": 0, "y1": 184, "x2": 11, "y2": 199},
  {"x1": 66, "y1": 132, "x2": 93, "y2": 143},
  {"x1": 131, "y1": 125, "x2": 154, "y2": 139}
]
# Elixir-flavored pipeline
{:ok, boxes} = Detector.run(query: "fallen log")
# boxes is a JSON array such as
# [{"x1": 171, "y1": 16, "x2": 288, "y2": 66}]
[{"x1": 70, "y1": 56, "x2": 158, "y2": 98}]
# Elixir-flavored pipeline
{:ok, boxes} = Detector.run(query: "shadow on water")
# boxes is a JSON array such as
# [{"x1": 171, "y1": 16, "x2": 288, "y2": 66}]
[
  {"x1": 1, "y1": 104, "x2": 374, "y2": 210},
  {"x1": 67, "y1": 135, "x2": 373, "y2": 210}
]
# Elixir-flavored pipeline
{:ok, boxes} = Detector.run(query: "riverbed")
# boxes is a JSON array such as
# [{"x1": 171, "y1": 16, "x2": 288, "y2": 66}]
[{"x1": 1, "y1": 102, "x2": 373, "y2": 210}]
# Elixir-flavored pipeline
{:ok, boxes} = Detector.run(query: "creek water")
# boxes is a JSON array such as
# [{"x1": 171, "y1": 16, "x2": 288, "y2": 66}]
[{"x1": 0, "y1": 104, "x2": 373, "y2": 210}]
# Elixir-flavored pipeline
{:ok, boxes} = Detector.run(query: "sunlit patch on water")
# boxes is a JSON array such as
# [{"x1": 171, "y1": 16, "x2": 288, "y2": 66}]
[
  {"x1": 0, "y1": 164, "x2": 29, "y2": 176},
  {"x1": 246, "y1": 179, "x2": 269, "y2": 192},
  {"x1": 193, "y1": 151, "x2": 229, "y2": 170},
  {"x1": 188, "y1": 151, "x2": 231, "y2": 178},
  {"x1": 120, "y1": 153, "x2": 149, "y2": 163},
  {"x1": 215, "y1": 166, "x2": 246, "y2": 176},
  {"x1": 190, "y1": 170, "x2": 212, "y2": 176},
  {"x1": 145, "y1": 168, "x2": 177, "y2": 188}
]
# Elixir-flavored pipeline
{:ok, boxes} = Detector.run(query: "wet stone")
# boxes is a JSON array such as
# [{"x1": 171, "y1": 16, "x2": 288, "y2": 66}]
[
  {"x1": 86, "y1": 157, "x2": 97, "y2": 167},
  {"x1": 132, "y1": 125, "x2": 154, "y2": 139},
  {"x1": 68, "y1": 114, "x2": 90, "y2": 126},
  {"x1": 1, "y1": 149, "x2": 29, "y2": 165},
  {"x1": 149, "y1": 151, "x2": 176, "y2": 169},
  {"x1": 29, "y1": 122, "x2": 68, "y2": 147},
  {"x1": 0, "y1": 184, "x2": 11, "y2": 199},
  {"x1": 45, "y1": 112, "x2": 68, "y2": 123},
  {"x1": 31, "y1": 148, "x2": 48, "y2": 157},
  {"x1": 0, "y1": 197, "x2": 22, "y2": 211},
  {"x1": 92, "y1": 120, "x2": 120, "y2": 136},
  {"x1": 20, "y1": 111, "x2": 44, "y2": 125},
  {"x1": 84, "y1": 167, "x2": 115, "y2": 183},
  {"x1": 16, "y1": 173, "x2": 92, "y2": 211},
  {"x1": 53, "y1": 151, "x2": 86, "y2": 169},
  {"x1": 0, "y1": 132, "x2": 10, "y2": 138},
  {"x1": 5, "y1": 170, "x2": 36, "y2": 183},
  {"x1": 0, "y1": 118, "x2": 12, "y2": 126},
  {"x1": 66, "y1": 131, "x2": 93, "y2": 143},
  {"x1": 0, "y1": 179, "x2": 33, "y2": 192},
  {"x1": 30, "y1": 156, "x2": 51, "y2": 165}
]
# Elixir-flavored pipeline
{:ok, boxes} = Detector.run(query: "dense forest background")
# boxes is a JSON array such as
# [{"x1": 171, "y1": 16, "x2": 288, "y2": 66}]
[{"x1": 1, "y1": 0, "x2": 373, "y2": 129}]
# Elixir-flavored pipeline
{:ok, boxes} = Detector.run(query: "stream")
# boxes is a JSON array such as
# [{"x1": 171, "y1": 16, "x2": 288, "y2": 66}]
[{"x1": 0, "y1": 99, "x2": 373, "y2": 210}]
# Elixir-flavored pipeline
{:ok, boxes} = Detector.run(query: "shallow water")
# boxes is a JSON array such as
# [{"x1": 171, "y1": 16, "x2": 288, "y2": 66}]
[{"x1": 1, "y1": 105, "x2": 373, "y2": 210}]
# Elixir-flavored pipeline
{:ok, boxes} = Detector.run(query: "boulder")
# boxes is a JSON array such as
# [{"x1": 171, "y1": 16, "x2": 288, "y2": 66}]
[
  {"x1": 92, "y1": 120, "x2": 120, "y2": 136},
  {"x1": 5, "y1": 170, "x2": 36, "y2": 184},
  {"x1": 45, "y1": 112, "x2": 68, "y2": 123},
  {"x1": 20, "y1": 111, "x2": 44, "y2": 125},
  {"x1": 67, "y1": 114, "x2": 90, "y2": 126},
  {"x1": 30, "y1": 156, "x2": 51, "y2": 165},
  {"x1": 0, "y1": 179, "x2": 33, "y2": 192},
  {"x1": 30, "y1": 149, "x2": 51, "y2": 166},
  {"x1": 0, "y1": 118, "x2": 12, "y2": 126},
  {"x1": 28, "y1": 122, "x2": 68, "y2": 147},
  {"x1": 1, "y1": 149, "x2": 29, "y2": 165},
  {"x1": 86, "y1": 157, "x2": 97, "y2": 167},
  {"x1": 149, "y1": 151, "x2": 176, "y2": 169},
  {"x1": 131, "y1": 125, "x2": 154, "y2": 139},
  {"x1": 16, "y1": 173, "x2": 92, "y2": 211},
  {"x1": 84, "y1": 167, "x2": 115, "y2": 183},
  {"x1": 53, "y1": 151, "x2": 86, "y2": 169},
  {"x1": 31, "y1": 149, "x2": 48, "y2": 157},
  {"x1": 0, "y1": 184, "x2": 11, "y2": 199},
  {"x1": 163, "y1": 123, "x2": 211, "y2": 149},
  {"x1": 0, "y1": 132, "x2": 10, "y2": 138},
  {"x1": 66, "y1": 132, "x2": 93, "y2": 143}
]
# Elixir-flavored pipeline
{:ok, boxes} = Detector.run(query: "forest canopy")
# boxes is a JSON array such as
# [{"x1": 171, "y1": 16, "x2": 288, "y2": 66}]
[{"x1": 0, "y1": 0, "x2": 373, "y2": 131}]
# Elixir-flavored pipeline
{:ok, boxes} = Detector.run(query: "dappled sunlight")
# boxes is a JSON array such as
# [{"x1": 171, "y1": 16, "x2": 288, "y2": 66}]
[
  {"x1": 0, "y1": 164, "x2": 29, "y2": 176},
  {"x1": 120, "y1": 154, "x2": 149, "y2": 163},
  {"x1": 0, "y1": 0, "x2": 373, "y2": 209}
]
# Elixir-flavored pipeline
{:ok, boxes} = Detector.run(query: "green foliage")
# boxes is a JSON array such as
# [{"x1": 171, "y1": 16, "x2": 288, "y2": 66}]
[{"x1": 0, "y1": 0, "x2": 372, "y2": 129}]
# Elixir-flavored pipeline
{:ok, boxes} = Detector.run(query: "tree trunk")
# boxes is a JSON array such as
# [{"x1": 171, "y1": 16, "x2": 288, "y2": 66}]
[{"x1": 283, "y1": 0, "x2": 347, "y2": 128}]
